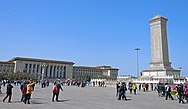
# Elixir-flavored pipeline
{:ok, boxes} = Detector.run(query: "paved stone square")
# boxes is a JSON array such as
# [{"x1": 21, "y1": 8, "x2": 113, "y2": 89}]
[{"x1": 0, "y1": 84, "x2": 187, "y2": 109}]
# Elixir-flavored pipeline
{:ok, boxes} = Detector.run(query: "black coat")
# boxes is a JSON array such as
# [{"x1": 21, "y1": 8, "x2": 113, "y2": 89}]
[
  {"x1": 119, "y1": 84, "x2": 127, "y2": 94},
  {"x1": 56, "y1": 84, "x2": 63, "y2": 93},
  {"x1": 6, "y1": 84, "x2": 13, "y2": 93}
]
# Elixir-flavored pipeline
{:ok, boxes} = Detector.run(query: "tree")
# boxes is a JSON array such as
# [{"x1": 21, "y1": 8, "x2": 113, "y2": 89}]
[{"x1": 0, "y1": 72, "x2": 38, "y2": 80}]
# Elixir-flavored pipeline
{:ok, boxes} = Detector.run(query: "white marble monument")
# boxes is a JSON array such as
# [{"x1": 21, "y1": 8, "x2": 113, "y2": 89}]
[{"x1": 141, "y1": 15, "x2": 180, "y2": 78}]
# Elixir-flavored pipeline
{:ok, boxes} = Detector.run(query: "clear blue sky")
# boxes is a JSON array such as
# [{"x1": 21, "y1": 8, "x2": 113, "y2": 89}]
[{"x1": 0, "y1": 0, "x2": 188, "y2": 76}]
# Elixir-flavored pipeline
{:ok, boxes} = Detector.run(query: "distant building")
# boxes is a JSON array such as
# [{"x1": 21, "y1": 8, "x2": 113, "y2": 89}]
[
  {"x1": 0, "y1": 57, "x2": 119, "y2": 80},
  {"x1": 73, "y1": 66, "x2": 119, "y2": 79},
  {"x1": 1, "y1": 57, "x2": 74, "y2": 79}
]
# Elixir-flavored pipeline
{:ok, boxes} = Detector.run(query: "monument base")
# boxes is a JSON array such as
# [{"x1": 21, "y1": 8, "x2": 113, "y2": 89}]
[{"x1": 141, "y1": 69, "x2": 180, "y2": 78}]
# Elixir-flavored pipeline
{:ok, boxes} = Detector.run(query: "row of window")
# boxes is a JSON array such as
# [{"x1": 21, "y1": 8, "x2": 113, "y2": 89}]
[
  {"x1": 74, "y1": 69, "x2": 102, "y2": 72},
  {"x1": 73, "y1": 72, "x2": 101, "y2": 76},
  {"x1": 24, "y1": 64, "x2": 40, "y2": 73},
  {"x1": 0, "y1": 65, "x2": 14, "y2": 72}
]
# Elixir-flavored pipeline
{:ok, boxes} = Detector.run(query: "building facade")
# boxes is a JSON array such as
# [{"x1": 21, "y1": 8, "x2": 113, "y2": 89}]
[
  {"x1": 1, "y1": 57, "x2": 74, "y2": 80},
  {"x1": 0, "y1": 57, "x2": 119, "y2": 80},
  {"x1": 73, "y1": 66, "x2": 119, "y2": 79},
  {"x1": 0, "y1": 62, "x2": 14, "y2": 73}
]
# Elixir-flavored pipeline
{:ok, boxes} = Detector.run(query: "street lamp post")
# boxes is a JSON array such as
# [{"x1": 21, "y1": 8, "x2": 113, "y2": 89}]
[
  {"x1": 179, "y1": 66, "x2": 182, "y2": 77},
  {"x1": 40, "y1": 64, "x2": 47, "y2": 80},
  {"x1": 135, "y1": 48, "x2": 140, "y2": 77}
]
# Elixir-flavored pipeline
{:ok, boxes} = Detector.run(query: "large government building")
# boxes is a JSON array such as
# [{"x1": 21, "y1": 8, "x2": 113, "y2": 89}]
[{"x1": 0, "y1": 57, "x2": 119, "y2": 80}]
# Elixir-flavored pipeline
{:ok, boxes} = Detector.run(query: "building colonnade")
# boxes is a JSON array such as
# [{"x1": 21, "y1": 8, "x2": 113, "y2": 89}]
[{"x1": 23, "y1": 63, "x2": 66, "y2": 79}]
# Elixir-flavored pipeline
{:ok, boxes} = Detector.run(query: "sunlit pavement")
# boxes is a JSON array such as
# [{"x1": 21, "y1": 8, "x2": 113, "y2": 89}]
[{"x1": 0, "y1": 84, "x2": 187, "y2": 109}]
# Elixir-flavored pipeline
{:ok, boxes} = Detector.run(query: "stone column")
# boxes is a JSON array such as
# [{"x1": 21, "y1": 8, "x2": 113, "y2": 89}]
[
  {"x1": 26, "y1": 64, "x2": 29, "y2": 73},
  {"x1": 54, "y1": 65, "x2": 57, "y2": 78},
  {"x1": 30, "y1": 64, "x2": 33, "y2": 74},
  {"x1": 60, "y1": 66, "x2": 63, "y2": 79},
  {"x1": 34, "y1": 64, "x2": 38, "y2": 76},
  {"x1": 47, "y1": 64, "x2": 51, "y2": 78},
  {"x1": 63, "y1": 66, "x2": 66, "y2": 79},
  {"x1": 45, "y1": 65, "x2": 48, "y2": 78},
  {"x1": 51, "y1": 65, "x2": 54, "y2": 78},
  {"x1": 39, "y1": 65, "x2": 42, "y2": 74},
  {"x1": 57, "y1": 66, "x2": 60, "y2": 78}
]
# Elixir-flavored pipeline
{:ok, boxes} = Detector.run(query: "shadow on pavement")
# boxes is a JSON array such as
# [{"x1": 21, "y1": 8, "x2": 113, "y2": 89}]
[
  {"x1": 12, "y1": 101, "x2": 22, "y2": 103},
  {"x1": 32, "y1": 97, "x2": 45, "y2": 100},
  {"x1": 0, "y1": 100, "x2": 22, "y2": 104},
  {"x1": 126, "y1": 99, "x2": 132, "y2": 101},
  {"x1": 117, "y1": 99, "x2": 132, "y2": 101},
  {"x1": 56, "y1": 99, "x2": 70, "y2": 102},
  {"x1": 31, "y1": 100, "x2": 48, "y2": 104}
]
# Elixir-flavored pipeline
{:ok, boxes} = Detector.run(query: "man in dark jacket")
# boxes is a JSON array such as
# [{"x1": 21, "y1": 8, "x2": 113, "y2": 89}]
[
  {"x1": 55, "y1": 81, "x2": 63, "y2": 102},
  {"x1": 118, "y1": 82, "x2": 127, "y2": 100},
  {"x1": 177, "y1": 83, "x2": 185, "y2": 104},
  {"x1": 157, "y1": 82, "x2": 163, "y2": 97},
  {"x1": 116, "y1": 81, "x2": 120, "y2": 97},
  {"x1": 3, "y1": 81, "x2": 13, "y2": 103},
  {"x1": 165, "y1": 84, "x2": 173, "y2": 100}
]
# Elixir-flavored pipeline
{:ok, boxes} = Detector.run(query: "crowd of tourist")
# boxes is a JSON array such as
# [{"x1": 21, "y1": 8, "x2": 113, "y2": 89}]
[
  {"x1": 156, "y1": 82, "x2": 188, "y2": 104},
  {"x1": 116, "y1": 81, "x2": 188, "y2": 104},
  {"x1": 0, "y1": 79, "x2": 63, "y2": 104}
]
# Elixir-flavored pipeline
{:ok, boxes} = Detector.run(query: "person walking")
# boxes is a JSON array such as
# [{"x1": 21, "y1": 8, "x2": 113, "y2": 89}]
[
  {"x1": 165, "y1": 83, "x2": 173, "y2": 100},
  {"x1": 132, "y1": 83, "x2": 137, "y2": 95},
  {"x1": 157, "y1": 82, "x2": 163, "y2": 97},
  {"x1": 139, "y1": 84, "x2": 141, "y2": 91},
  {"x1": 3, "y1": 81, "x2": 13, "y2": 103},
  {"x1": 93, "y1": 81, "x2": 95, "y2": 87},
  {"x1": 52, "y1": 81, "x2": 63, "y2": 102},
  {"x1": 142, "y1": 83, "x2": 146, "y2": 92},
  {"x1": 118, "y1": 82, "x2": 127, "y2": 100},
  {"x1": 52, "y1": 82, "x2": 58, "y2": 102},
  {"x1": 184, "y1": 85, "x2": 188, "y2": 102},
  {"x1": 145, "y1": 83, "x2": 149, "y2": 91},
  {"x1": 177, "y1": 83, "x2": 185, "y2": 104},
  {"x1": 151, "y1": 83, "x2": 154, "y2": 91},
  {"x1": 128, "y1": 82, "x2": 132, "y2": 94},
  {"x1": 24, "y1": 81, "x2": 34, "y2": 104},
  {"x1": 116, "y1": 81, "x2": 120, "y2": 97},
  {"x1": 20, "y1": 81, "x2": 27, "y2": 102}
]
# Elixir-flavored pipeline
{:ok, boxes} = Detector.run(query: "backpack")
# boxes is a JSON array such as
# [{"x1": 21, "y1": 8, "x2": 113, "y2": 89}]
[
  {"x1": 185, "y1": 88, "x2": 188, "y2": 95},
  {"x1": 52, "y1": 85, "x2": 58, "y2": 93},
  {"x1": 23, "y1": 87, "x2": 27, "y2": 95},
  {"x1": 27, "y1": 85, "x2": 33, "y2": 91}
]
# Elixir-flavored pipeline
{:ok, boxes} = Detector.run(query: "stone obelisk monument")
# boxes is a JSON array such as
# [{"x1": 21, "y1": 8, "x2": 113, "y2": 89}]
[{"x1": 141, "y1": 15, "x2": 180, "y2": 77}]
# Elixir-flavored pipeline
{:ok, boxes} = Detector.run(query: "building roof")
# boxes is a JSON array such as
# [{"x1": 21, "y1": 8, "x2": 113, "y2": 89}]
[
  {"x1": 7, "y1": 57, "x2": 75, "y2": 65},
  {"x1": 0, "y1": 61, "x2": 15, "y2": 65},
  {"x1": 73, "y1": 65, "x2": 119, "y2": 70}
]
